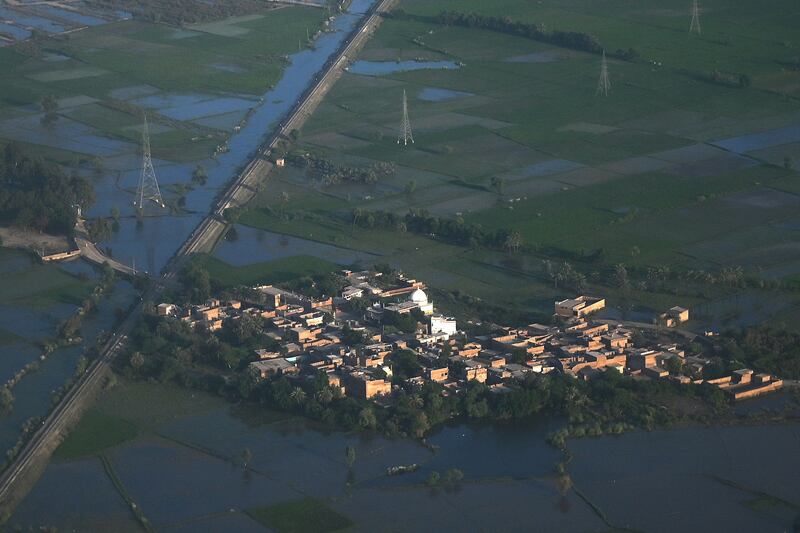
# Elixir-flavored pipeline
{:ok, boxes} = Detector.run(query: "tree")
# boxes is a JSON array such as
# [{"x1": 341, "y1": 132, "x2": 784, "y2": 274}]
[
  {"x1": 426, "y1": 471, "x2": 441, "y2": 487},
  {"x1": 503, "y1": 230, "x2": 522, "y2": 253},
  {"x1": 345, "y1": 445, "x2": 356, "y2": 467},
  {"x1": 443, "y1": 468, "x2": 464, "y2": 486},
  {"x1": 315, "y1": 387, "x2": 334, "y2": 405},
  {"x1": 491, "y1": 176, "x2": 505, "y2": 195},
  {"x1": 405, "y1": 180, "x2": 417, "y2": 195},
  {"x1": 129, "y1": 351, "x2": 145, "y2": 370},
  {"x1": 179, "y1": 261, "x2": 211, "y2": 303},
  {"x1": 192, "y1": 164, "x2": 208, "y2": 185},
  {"x1": 0, "y1": 387, "x2": 13, "y2": 413},
  {"x1": 241, "y1": 447, "x2": 253, "y2": 469},
  {"x1": 290, "y1": 387, "x2": 306, "y2": 405},
  {"x1": 75, "y1": 355, "x2": 88, "y2": 375},
  {"x1": 358, "y1": 407, "x2": 377, "y2": 429},
  {"x1": 41, "y1": 94, "x2": 59, "y2": 125},
  {"x1": 614, "y1": 263, "x2": 629, "y2": 290}
]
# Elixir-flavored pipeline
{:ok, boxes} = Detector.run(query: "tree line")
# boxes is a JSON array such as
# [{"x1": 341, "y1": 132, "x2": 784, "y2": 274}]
[
  {"x1": 300, "y1": 155, "x2": 396, "y2": 186},
  {"x1": 0, "y1": 143, "x2": 94, "y2": 235},
  {"x1": 351, "y1": 207, "x2": 523, "y2": 253}
]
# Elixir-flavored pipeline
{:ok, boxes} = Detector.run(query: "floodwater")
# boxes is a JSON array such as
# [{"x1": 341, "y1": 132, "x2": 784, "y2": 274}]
[
  {"x1": 0, "y1": 276, "x2": 136, "y2": 455},
  {"x1": 569, "y1": 423, "x2": 800, "y2": 533},
  {"x1": 502, "y1": 159, "x2": 584, "y2": 181},
  {"x1": 712, "y1": 123, "x2": 800, "y2": 154},
  {"x1": 0, "y1": 114, "x2": 134, "y2": 157},
  {"x1": 131, "y1": 93, "x2": 259, "y2": 122},
  {"x1": 94, "y1": 0, "x2": 381, "y2": 275},
  {"x1": 31, "y1": 5, "x2": 106, "y2": 27},
  {"x1": 11, "y1": 392, "x2": 799, "y2": 532},
  {"x1": 0, "y1": 6, "x2": 65, "y2": 34},
  {"x1": 214, "y1": 225, "x2": 376, "y2": 268},
  {"x1": 348, "y1": 59, "x2": 461, "y2": 76},
  {"x1": 0, "y1": 4, "x2": 129, "y2": 44},
  {"x1": 418, "y1": 87, "x2": 472, "y2": 102}
]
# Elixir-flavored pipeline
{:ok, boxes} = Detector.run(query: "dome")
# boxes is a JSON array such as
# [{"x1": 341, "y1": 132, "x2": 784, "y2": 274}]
[{"x1": 409, "y1": 289, "x2": 428, "y2": 304}]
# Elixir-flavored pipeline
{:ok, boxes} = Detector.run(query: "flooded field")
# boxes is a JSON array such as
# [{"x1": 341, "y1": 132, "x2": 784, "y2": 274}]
[
  {"x1": 348, "y1": 59, "x2": 461, "y2": 76},
  {"x1": 0, "y1": 3, "x2": 129, "y2": 45},
  {"x1": 0, "y1": 249, "x2": 137, "y2": 455},
  {"x1": 90, "y1": 0, "x2": 380, "y2": 275},
  {"x1": 10, "y1": 378, "x2": 799, "y2": 532}
]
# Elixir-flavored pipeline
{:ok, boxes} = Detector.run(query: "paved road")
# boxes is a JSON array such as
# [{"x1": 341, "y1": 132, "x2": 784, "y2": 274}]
[{"x1": 0, "y1": 0, "x2": 394, "y2": 516}]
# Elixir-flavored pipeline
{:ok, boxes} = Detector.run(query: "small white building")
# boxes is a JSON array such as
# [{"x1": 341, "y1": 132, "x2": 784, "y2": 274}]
[
  {"x1": 430, "y1": 314, "x2": 457, "y2": 338},
  {"x1": 157, "y1": 303, "x2": 177, "y2": 316}
]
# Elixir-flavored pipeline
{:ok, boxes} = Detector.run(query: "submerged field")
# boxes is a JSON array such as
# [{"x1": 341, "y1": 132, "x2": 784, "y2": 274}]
[
  {"x1": 0, "y1": 5, "x2": 325, "y2": 165},
  {"x1": 236, "y1": 0, "x2": 800, "y2": 327},
  {"x1": 11, "y1": 378, "x2": 800, "y2": 531}
]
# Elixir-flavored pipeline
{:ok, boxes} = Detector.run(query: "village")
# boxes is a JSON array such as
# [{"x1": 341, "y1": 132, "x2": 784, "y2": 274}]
[{"x1": 156, "y1": 270, "x2": 784, "y2": 405}]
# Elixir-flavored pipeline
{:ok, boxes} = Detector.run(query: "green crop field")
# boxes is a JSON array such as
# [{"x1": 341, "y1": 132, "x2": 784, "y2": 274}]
[
  {"x1": 198, "y1": 254, "x2": 341, "y2": 288},
  {"x1": 237, "y1": 0, "x2": 800, "y2": 326},
  {"x1": 54, "y1": 410, "x2": 139, "y2": 461}
]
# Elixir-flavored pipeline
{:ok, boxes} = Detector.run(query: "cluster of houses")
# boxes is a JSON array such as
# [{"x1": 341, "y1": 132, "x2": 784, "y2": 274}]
[{"x1": 156, "y1": 271, "x2": 783, "y2": 403}]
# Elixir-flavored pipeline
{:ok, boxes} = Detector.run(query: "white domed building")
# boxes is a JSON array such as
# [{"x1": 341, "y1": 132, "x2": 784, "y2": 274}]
[{"x1": 409, "y1": 288, "x2": 434, "y2": 315}]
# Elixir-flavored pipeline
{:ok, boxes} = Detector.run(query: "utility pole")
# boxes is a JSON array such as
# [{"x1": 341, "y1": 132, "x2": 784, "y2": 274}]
[
  {"x1": 596, "y1": 50, "x2": 611, "y2": 96},
  {"x1": 690, "y1": 0, "x2": 702, "y2": 35},
  {"x1": 397, "y1": 90, "x2": 414, "y2": 146},
  {"x1": 134, "y1": 114, "x2": 165, "y2": 211}
]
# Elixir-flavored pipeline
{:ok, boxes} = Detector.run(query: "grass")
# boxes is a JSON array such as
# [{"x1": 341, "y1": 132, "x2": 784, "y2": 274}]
[
  {"x1": 229, "y1": 0, "x2": 800, "y2": 328},
  {"x1": 245, "y1": 499, "x2": 353, "y2": 533},
  {"x1": 198, "y1": 254, "x2": 340, "y2": 287},
  {"x1": 94, "y1": 380, "x2": 226, "y2": 431},
  {"x1": 54, "y1": 410, "x2": 139, "y2": 461}
]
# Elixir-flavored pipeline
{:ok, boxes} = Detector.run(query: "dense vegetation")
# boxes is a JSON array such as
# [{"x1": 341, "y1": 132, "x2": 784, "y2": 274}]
[
  {"x1": 720, "y1": 326, "x2": 800, "y2": 379},
  {"x1": 352, "y1": 208, "x2": 521, "y2": 252},
  {"x1": 301, "y1": 156, "x2": 396, "y2": 186},
  {"x1": 0, "y1": 144, "x2": 94, "y2": 235},
  {"x1": 386, "y1": 9, "x2": 620, "y2": 57}
]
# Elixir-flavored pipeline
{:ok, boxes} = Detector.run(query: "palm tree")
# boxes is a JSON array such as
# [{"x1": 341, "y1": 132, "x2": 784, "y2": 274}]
[
  {"x1": 241, "y1": 448, "x2": 253, "y2": 469},
  {"x1": 504, "y1": 230, "x2": 522, "y2": 253},
  {"x1": 316, "y1": 388, "x2": 333, "y2": 405},
  {"x1": 290, "y1": 387, "x2": 306, "y2": 405}
]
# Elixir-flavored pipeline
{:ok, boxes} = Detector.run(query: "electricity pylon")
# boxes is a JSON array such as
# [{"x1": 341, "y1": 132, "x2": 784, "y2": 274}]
[
  {"x1": 690, "y1": 0, "x2": 701, "y2": 35},
  {"x1": 596, "y1": 50, "x2": 611, "y2": 96},
  {"x1": 134, "y1": 114, "x2": 165, "y2": 210},
  {"x1": 397, "y1": 90, "x2": 414, "y2": 146}
]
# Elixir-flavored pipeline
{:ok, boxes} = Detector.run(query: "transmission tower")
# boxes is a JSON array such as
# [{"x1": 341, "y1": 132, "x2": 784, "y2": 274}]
[
  {"x1": 689, "y1": 0, "x2": 701, "y2": 35},
  {"x1": 397, "y1": 89, "x2": 414, "y2": 146},
  {"x1": 134, "y1": 114, "x2": 165, "y2": 210},
  {"x1": 596, "y1": 50, "x2": 611, "y2": 97}
]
